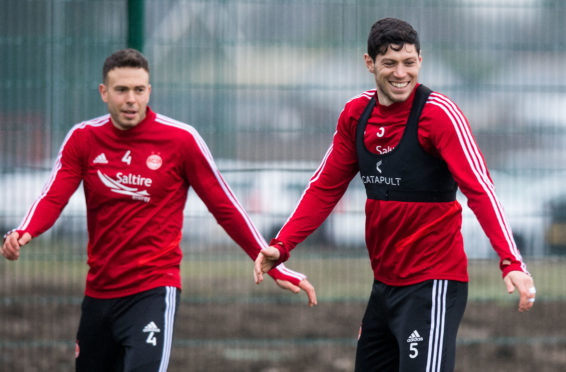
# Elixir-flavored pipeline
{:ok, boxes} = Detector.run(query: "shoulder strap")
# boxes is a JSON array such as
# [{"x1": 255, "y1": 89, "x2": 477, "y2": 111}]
[
  {"x1": 406, "y1": 84, "x2": 432, "y2": 130},
  {"x1": 355, "y1": 94, "x2": 377, "y2": 147}
]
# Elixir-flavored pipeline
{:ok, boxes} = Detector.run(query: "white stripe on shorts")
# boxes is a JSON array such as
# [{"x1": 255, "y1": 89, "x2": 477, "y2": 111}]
[
  {"x1": 158, "y1": 286, "x2": 177, "y2": 372},
  {"x1": 426, "y1": 280, "x2": 448, "y2": 372}
]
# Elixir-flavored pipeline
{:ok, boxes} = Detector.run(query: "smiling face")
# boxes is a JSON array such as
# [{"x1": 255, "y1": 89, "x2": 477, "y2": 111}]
[
  {"x1": 365, "y1": 43, "x2": 422, "y2": 106},
  {"x1": 99, "y1": 67, "x2": 151, "y2": 130}
]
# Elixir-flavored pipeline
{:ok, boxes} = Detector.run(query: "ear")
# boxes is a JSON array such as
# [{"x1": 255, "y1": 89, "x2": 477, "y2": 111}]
[
  {"x1": 99, "y1": 83, "x2": 108, "y2": 103},
  {"x1": 364, "y1": 53, "x2": 375, "y2": 73}
]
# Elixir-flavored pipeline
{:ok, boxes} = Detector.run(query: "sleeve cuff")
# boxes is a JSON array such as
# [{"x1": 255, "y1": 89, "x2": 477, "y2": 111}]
[
  {"x1": 269, "y1": 238, "x2": 290, "y2": 266},
  {"x1": 267, "y1": 263, "x2": 306, "y2": 286},
  {"x1": 500, "y1": 259, "x2": 528, "y2": 278}
]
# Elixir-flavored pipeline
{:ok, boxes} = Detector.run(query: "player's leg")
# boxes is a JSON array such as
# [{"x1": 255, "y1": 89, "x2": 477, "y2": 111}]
[
  {"x1": 354, "y1": 280, "x2": 399, "y2": 372},
  {"x1": 115, "y1": 286, "x2": 180, "y2": 372},
  {"x1": 392, "y1": 279, "x2": 468, "y2": 372},
  {"x1": 75, "y1": 296, "x2": 121, "y2": 372}
]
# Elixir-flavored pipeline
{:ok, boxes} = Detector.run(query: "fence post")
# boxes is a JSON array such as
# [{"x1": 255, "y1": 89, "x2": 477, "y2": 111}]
[{"x1": 127, "y1": 0, "x2": 144, "y2": 52}]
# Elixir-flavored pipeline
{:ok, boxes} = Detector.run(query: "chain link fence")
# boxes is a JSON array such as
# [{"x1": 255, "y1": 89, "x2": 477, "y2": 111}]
[{"x1": 1, "y1": 1, "x2": 565, "y2": 370}]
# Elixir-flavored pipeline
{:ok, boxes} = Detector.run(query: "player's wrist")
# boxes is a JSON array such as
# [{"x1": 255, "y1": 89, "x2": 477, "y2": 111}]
[
  {"x1": 500, "y1": 260, "x2": 527, "y2": 278},
  {"x1": 268, "y1": 239, "x2": 290, "y2": 265},
  {"x1": 3, "y1": 229, "x2": 25, "y2": 241}
]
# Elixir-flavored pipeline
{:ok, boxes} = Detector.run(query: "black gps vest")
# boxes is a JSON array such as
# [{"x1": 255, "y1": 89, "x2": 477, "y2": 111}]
[{"x1": 356, "y1": 85, "x2": 457, "y2": 202}]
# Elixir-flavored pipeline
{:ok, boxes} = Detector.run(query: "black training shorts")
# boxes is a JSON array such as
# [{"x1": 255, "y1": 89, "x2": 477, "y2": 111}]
[
  {"x1": 355, "y1": 279, "x2": 467, "y2": 372},
  {"x1": 76, "y1": 286, "x2": 179, "y2": 372}
]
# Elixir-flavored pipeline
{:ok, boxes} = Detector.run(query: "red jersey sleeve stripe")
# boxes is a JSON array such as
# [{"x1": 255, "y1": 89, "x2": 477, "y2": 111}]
[
  {"x1": 154, "y1": 115, "x2": 268, "y2": 251},
  {"x1": 429, "y1": 94, "x2": 493, "y2": 189},
  {"x1": 277, "y1": 141, "x2": 335, "y2": 235},
  {"x1": 427, "y1": 94, "x2": 515, "y2": 247},
  {"x1": 427, "y1": 94, "x2": 524, "y2": 265},
  {"x1": 311, "y1": 141, "x2": 334, "y2": 182},
  {"x1": 273, "y1": 263, "x2": 307, "y2": 281},
  {"x1": 348, "y1": 89, "x2": 376, "y2": 103},
  {"x1": 286, "y1": 90, "x2": 374, "y2": 224},
  {"x1": 18, "y1": 116, "x2": 109, "y2": 232},
  {"x1": 17, "y1": 162, "x2": 62, "y2": 231}
]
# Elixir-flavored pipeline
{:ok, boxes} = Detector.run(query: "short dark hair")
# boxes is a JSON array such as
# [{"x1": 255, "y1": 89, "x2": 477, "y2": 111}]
[
  {"x1": 102, "y1": 48, "x2": 149, "y2": 83},
  {"x1": 367, "y1": 18, "x2": 420, "y2": 60}
]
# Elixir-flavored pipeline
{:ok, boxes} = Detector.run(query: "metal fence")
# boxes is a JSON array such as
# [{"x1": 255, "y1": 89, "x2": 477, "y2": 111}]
[{"x1": 1, "y1": 0, "x2": 566, "y2": 371}]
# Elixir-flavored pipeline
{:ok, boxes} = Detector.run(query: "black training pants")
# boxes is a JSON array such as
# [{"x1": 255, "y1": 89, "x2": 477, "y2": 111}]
[
  {"x1": 355, "y1": 279, "x2": 467, "y2": 372},
  {"x1": 75, "y1": 286, "x2": 179, "y2": 372}
]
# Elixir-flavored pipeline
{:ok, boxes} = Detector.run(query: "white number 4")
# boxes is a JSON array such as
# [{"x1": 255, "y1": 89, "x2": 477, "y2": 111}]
[
  {"x1": 146, "y1": 332, "x2": 157, "y2": 346},
  {"x1": 409, "y1": 342, "x2": 419, "y2": 359},
  {"x1": 122, "y1": 150, "x2": 132, "y2": 165}
]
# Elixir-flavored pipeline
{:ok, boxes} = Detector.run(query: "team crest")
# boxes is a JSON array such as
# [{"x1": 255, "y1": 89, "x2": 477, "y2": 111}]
[{"x1": 146, "y1": 154, "x2": 162, "y2": 170}]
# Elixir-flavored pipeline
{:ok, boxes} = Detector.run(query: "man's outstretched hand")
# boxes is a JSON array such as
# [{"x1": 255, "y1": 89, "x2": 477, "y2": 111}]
[
  {"x1": 503, "y1": 270, "x2": 536, "y2": 312},
  {"x1": 274, "y1": 276, "x2": 317, "y2": 307},
  {"x1": 255, "y1": 246, "x2": 318, "y2": 307}
]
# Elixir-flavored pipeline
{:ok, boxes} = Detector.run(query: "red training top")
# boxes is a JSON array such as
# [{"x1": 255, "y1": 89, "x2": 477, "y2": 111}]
[
  {"x1": 272, "y1": 85, "x2": 528, "y2": 286},
  {"x1": 16, "y1": 107, "x2": 305, "y2": 298}
]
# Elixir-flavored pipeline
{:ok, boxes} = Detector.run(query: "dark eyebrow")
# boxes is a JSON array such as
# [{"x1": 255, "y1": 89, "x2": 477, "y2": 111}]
[
  {"x1": 113, "y1": 85, "x2": 146, "y2": 90},
  {"x1": 381, "y1": 57, "x2": 417, "y2": 64}
]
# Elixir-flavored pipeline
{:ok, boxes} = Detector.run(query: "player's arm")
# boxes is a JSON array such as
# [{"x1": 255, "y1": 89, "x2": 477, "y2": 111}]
[
  {"x1": 2, "y1": 126, "x2": 84, "y2": 259},
  {"x1": 181, "y1": 128, "x2": 316, "y2": 305},
  {"x1": 255, "y1": 107, "x2": 359, "y2": 279},
  {"x1": 424, "y1": 93, "x2": 534, "y2": 311}
]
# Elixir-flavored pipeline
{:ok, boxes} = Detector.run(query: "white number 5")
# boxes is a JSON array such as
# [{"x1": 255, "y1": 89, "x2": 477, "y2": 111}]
[{"x1": 409, "y1": 342, "x2": 418, "y2": 359}]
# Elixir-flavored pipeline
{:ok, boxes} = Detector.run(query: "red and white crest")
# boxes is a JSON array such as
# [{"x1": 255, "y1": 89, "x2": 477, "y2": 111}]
[{"x1": 146, "y1": 154, "x2": 163, "y2": 170}]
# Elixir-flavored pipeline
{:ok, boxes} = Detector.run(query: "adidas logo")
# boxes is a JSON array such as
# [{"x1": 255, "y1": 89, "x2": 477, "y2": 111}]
[
  {"x1": 143, "y1": 321, "x2": 161, "y2": 333},
  {"x1": 407, "y1": 330, "x2": 423, "y2": 343},
  {"x1": 93, "y1": 153, "x2": 108, "y2": 164}
]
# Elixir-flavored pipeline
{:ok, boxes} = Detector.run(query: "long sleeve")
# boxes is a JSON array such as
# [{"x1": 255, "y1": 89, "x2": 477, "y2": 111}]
[
  {"x1": 179, "y1": 127, "x2": 307, "y2": 283},
  {"x1": 424, "y1": 92, "x2": 528, "y2": 276},
  {"x1": 17, "y1": 125, "x2": 84, "y2": 237},
  {"x1": 181, "y1": 128, "x2": 269, "y2": 260},
  {"x1": 273, "y1": 107, "x2": 360, "y2": 253}
]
